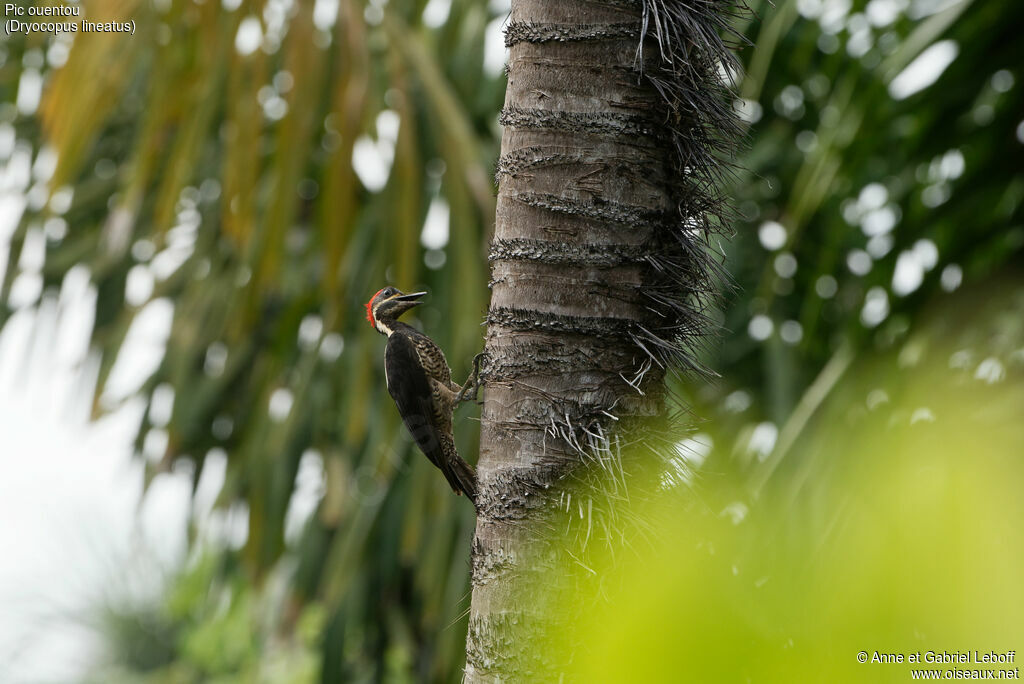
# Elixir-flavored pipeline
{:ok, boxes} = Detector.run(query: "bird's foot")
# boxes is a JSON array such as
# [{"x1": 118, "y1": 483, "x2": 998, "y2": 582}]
[{"x1": 455, "y1": 352, "x2": 484, "y2": 404}]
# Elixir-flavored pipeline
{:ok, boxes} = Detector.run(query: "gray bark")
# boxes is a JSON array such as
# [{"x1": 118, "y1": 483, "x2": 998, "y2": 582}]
[{"x1": 465, "y1": 0, "x2": 741, "y2": 679}]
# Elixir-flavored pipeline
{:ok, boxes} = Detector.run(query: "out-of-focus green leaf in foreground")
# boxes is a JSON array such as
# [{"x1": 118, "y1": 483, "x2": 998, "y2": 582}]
[{"x1": 566, "y1": 283, "x2": 1024, "y2": 682}]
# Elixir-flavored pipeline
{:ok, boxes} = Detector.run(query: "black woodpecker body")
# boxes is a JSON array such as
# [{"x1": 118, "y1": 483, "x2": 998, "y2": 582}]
[{"x1": 366, "y1": 287, "x2": 477, "y2": 503}]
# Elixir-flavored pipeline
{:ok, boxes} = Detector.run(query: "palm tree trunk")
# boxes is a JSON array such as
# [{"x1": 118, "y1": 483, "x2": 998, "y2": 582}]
[{"x1": 465, "y1": 0, "x2": 741, "y2": 679}]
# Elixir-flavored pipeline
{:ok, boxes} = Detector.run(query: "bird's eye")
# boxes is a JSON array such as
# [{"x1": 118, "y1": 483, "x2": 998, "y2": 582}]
[{"x1": 385, "y1": 288, "x2": 395, "y2": 296}]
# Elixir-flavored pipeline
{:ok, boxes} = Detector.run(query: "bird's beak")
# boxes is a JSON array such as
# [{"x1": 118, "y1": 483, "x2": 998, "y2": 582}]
[{"x1": 394, "y1": 291, "x2": 426, "y2": 302}]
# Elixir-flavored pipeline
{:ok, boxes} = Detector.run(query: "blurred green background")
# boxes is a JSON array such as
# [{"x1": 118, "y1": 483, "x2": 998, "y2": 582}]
[{"x1": 0, "y1": 0, "x2": 1021, "y2": 681}]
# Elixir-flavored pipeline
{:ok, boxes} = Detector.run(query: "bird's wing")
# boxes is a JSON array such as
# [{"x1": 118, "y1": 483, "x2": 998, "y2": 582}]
[{"x1": 385, "y1": 334, "x2": 446, "y2": 472}]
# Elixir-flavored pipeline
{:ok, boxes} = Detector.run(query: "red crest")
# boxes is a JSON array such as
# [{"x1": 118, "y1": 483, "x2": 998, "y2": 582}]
[{"x1": 366, "y1": 288, "x2": 385, "y2": 326}]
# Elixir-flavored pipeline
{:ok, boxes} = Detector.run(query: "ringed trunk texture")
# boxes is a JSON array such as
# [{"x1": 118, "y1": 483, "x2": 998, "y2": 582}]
[{"x1": 465, "y1": 0, "x2": 741, "y2": 679}]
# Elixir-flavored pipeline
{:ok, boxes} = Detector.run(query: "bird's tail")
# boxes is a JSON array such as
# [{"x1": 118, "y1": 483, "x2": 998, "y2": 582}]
[{"x1": 440, "y1": 434, "x2": 478, "y2": 504}]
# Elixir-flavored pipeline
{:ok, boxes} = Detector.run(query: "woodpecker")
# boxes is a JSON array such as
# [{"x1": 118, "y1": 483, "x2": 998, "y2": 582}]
[{"x1": 366, "y1": 287, "x2": 478, "y2": 503}]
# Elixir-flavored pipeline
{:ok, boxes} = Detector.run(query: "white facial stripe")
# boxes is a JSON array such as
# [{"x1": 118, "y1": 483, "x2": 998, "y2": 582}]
[
  {"x1": 371, "y1": 293, "x2": 402, "y2": 323},
  {"x1": 372, "y1": 298, "x2": 392, "y2": 334},
  {"x1": 372, "y1": 291, "x2": 420, "y2": 335}
]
